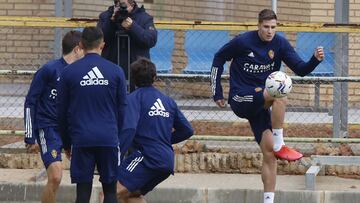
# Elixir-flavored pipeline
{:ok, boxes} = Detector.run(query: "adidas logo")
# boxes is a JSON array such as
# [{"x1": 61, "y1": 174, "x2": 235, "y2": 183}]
[
  {"x1": 80, "y1": 66, "x2": 109, "y2": 86},
  {"x1": 248, "y1": 52, "x2": 255, "y2": 57},
  {"x1": 148, "y1": 98, "x2": 169, "y2": 117}
]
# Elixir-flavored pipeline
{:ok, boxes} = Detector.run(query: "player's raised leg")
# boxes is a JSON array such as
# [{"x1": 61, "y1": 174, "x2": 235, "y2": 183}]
[{"x1": 264, "y1": 90, "x2": 303, "y2": 161}]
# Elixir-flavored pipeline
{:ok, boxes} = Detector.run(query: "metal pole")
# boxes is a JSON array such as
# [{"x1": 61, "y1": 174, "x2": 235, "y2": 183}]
[
  {"x1": 64, "y1": 0, "x2": 72, "y2": 18},
  {"x1": 54, "y1": 0, "x2": 63, "y2": 58},
  {"x1": 63, "y1": 0, "x2": 73, "y2": 35},
  {"x1": 272, "y1": 0, "x2": 277, "y2": 13},
  {"x1": 334, "y1": 0, "x2": 349, "y2": 138}
]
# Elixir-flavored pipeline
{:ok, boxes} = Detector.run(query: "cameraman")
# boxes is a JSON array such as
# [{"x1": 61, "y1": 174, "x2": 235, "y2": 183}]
[{"x1": 97, "y1": 0, "x2": 157, "y2": 88}]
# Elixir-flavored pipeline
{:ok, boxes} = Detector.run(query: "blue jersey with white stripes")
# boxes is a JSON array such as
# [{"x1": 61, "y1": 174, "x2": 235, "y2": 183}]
[
  {"x1": 211, "y1": 30, "x2": 321, "y2": 101},
  {"x1": 57, "y1": 53, "x2": 127, "y2": 149},
  {"x1": 120, "y1": 86, "x2": 193, "y2": 173},
  {"x1": 24, "y1": 58, "x2": 68, "y2": 144}
]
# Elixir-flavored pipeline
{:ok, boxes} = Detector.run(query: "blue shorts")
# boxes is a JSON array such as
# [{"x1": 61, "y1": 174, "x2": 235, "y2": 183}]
[
  {"x1": 229, "y1": 87, "x2": 272, "y2": 144},
  {"x1": 36, "y1": 127, "x2": 62, "y2": 169},
  {"x1": 70, "y1": 146, "x2": 120, "y2": 184},
  {"x1": 118, "y1": 151, "x2": 170, "y2": 195}
]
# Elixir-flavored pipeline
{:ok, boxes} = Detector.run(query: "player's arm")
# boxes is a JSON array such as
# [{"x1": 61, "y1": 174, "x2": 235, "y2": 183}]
[
  {"x1": 211, "y1": 35, "x2": 243, "y2": 107},
  {"x1": 119, "y1": 94, "x2": 140, "y2": 158},
  {"x1": 281, "y1": 39, "x2": 324, "y2": 76},
  {"x1": 24, "y1": 67, "x2": 49, "y2": 147},
  {"x1": 171, "y1": 102, "x2": 194, "y2": 144},
  {"x1": 116, "y1": 68, "x2": 128, "y2": 144},
  {"x1": 56, "y1": 71, "x2": 71, "y2": 151}
]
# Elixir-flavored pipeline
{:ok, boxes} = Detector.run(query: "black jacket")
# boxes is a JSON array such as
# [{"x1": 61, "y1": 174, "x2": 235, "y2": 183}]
[{"x1": 97, "y1": 5, "x2": 157, "y2": 78}]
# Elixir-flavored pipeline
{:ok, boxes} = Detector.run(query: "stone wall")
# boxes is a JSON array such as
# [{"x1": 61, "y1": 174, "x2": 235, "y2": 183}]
[{"x1": 1, "y1": 141, "x2": 359, "y2": 177}]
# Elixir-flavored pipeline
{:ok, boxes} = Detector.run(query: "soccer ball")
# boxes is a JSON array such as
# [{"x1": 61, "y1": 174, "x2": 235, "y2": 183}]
[{"x1": 265, "y1": 71, "x2": 292, "y2": 98}]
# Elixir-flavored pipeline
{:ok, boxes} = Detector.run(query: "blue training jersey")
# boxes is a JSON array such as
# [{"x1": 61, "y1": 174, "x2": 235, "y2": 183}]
[
  {"x1": 211, "y1": 30, "x2": 321, "y2": 101},
  {"x1": 24, "y1": 58, "x2": 68, "y2": 144},
  {"x1": 120, "y1": 86, "x2": 193, "y2": 173},
  {"x1": 57, "y1": 53, "x2": 127, "y2": 149}
]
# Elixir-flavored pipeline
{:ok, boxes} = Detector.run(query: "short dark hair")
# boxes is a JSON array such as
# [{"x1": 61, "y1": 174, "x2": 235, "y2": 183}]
[
  {"x1": 62, "y1": 30, "x2": 82, "y2": 55},
  {"x1": 81, "y1": 27, "x2": 104, "y2": 50},
  {"x1": 258, "y1": 9, "x2": 277, "y2": 23},
  {"x1": 130, "y1": 57, "x2": 156, "y2": 87}
]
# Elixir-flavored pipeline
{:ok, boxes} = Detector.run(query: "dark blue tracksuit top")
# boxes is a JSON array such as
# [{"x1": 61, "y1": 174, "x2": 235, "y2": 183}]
[
  {"x1": 211, "y1": 30, "x2": 322, "y2": 101},
  {"x1": 57, "y1": 53, "x2": 127, "y2": 149},
  {"x1": 24, "y1": 58, "x2": 68, "y2": 144},
  {"x1": 120, "y1": 86, "x2": 193, "y2": 173},
  {"x1": 97, "y1": 5, "x2": 157, "y2": 77}
]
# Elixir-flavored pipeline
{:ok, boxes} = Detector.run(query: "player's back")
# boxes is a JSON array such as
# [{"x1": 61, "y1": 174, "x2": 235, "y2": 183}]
[
  {"x1": 127, "y1": 86, "x2": 179, "y2": 173},
  {"x1": 59, "y1": 53, "x2": 126, "y2": 147}
]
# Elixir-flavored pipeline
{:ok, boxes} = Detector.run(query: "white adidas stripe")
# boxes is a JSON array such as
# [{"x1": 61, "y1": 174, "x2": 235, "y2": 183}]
[
  {"x1": 117, "y1": 146, "x2": 121, "y2": 166},
  {"x1": 126, "y1": 157, "x2": 140, "y2": 171},
  {"x1": 128, "y1": 156, "x2": 143, "y2": 172},
  {"x1": 87, "y1": 70, "x2": 97, "y2": 79},
  {"x1": 210, "y1": 67, "x2": 218, "y2": 96},
  {"x1": 39, "y1": 129, "x2": 47, "y2": 154},
  {"x1": 150, "y1": 98, "x2": 166, "y2": 111},
  {"x1": 92, "y1": 67, "x2": 104, "y2": 78},
  {"x1": 25, "y1": 108, "x2": 32, "y2": 138},
  {"x1": 126, "y1": 156, "x2": 144, "y2": 172},
  {"x1": 156, "y1": 98, "x2": 166, "y2": 111},
  {"x1": 83, "y1": 67, "x2": 104, "y2": 80},
  {"x1": 232, "y1": 95, "x2": 254, "y2": 103}
]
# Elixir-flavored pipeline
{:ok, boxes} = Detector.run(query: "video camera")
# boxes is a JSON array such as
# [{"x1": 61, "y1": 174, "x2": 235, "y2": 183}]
[{"x1": 113, "y1": 1, "x2": 129, "y2": 23}]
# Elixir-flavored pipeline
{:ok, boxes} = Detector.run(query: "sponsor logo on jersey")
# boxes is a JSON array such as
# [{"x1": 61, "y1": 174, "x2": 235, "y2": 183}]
[
  {"x1": 148, "y1": 98, "x2": 169, "y2": 117},
  {"x1": 80, "y1": 67, "x2": 109, "y2": 86}
]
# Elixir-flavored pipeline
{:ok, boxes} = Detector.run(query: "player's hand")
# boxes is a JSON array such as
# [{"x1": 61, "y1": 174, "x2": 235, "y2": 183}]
[
  {"x1": 64, "y1": 149, "x2": 71, "y2": 160},
  {"x1": 25, "y1": 143, "x2": 39, "y2": 153},
  {"x1": 121, "y1": 17, "x2": 133, "y2": 30},
  {"x1": 215, "y1": 99, "x2": 226, "y2": 108},
  {"x1": 314, "y1": 46, "x2": 324, "y2": 61}
]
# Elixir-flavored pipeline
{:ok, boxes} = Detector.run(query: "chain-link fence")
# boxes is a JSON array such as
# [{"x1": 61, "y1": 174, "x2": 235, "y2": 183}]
[{"x1": 1, "y1": 19, "x2": 360, "y2": 154}]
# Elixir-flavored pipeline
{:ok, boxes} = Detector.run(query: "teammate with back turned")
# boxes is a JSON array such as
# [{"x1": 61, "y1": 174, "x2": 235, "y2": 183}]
[
  {"x1": 210, "y1": 9, "x2": 324, "y2": 203},
  {"x1": 24, "y1": 30, "x2": 83, "y2": 203},
  {"x1": 57, "y1": 26, "x2": 127, "y2": 203}
]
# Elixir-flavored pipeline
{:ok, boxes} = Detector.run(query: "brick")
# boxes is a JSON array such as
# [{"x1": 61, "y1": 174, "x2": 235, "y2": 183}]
[
  {"x1": 14, "y1": 41, "x2": 39, "y2": 47},
  {"x1": 7, "y1": 10, "x2": 33, "y2": 16},
  {"x1": 14, "y1": 4, "x2": 39, "y2": 10},
  {"x1": 0, "y1": 40, "x2": 14, "y2": 46},
  {"x1": 14, "y1": 53, "x2": 39, "y2": 59},
  {"x1": 33, "y1": 0, "x2": 54, "y2": 3},
  {"x1": 34, "y1": 10, "x2": 54, "y2": 16},
  {"x1": 0, "y1": 3, "x2": 14, "y2": 9},
  {"x1": 311, "y1": 3, "x2": 333, "y2": 9},
  {"x1": 7, "y1": 0, "x2": 32, "y2": 2},
  {"x1": 7, "y1": 46, "x2": 32, "y2": 53},
  {"x1": 39, "y1": 4, "x2": 54, "y2": 10},
  {"x1": 7, "y1": 34, "x2": 32, "y2": 40},
  {"x1": 310, "y1": 9, "x2": 329, "y2": 16}
]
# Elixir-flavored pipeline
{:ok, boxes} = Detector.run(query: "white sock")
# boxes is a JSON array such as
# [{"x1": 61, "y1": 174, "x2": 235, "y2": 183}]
[
  {"x1": 273, "y1": 128, "x2": 285, "y2": 152},
  {"x1": 264, "y1": 192, "x2": 275, "y2": 203}
]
